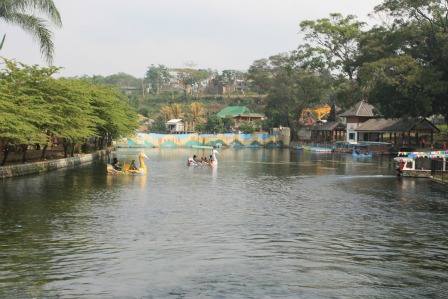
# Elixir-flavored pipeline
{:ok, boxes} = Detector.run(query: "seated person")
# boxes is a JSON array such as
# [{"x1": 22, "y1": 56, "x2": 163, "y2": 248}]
[
  {"x1": 112, "y1": 158, "x2": 122, "y2": 170},
  {"x1": 129, "y1": 160, "x2": 138, "y2": 170},
  {"x1": 188, "y1": 154, "x2": 198, "y2": 164}
]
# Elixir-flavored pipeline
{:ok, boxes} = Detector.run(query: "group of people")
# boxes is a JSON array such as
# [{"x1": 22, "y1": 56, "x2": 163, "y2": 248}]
[
  {"x1": 111, "y1": 158, "x2": 138, "y2": 171},
  {"x1": 188, "y1": 154, "x2": 213, "y2": 165}
]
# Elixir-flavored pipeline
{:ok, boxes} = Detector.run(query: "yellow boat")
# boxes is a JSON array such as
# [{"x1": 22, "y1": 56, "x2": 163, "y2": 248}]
[{"x1": 107, "y1": 152, "x2": 149, "y2": 175}]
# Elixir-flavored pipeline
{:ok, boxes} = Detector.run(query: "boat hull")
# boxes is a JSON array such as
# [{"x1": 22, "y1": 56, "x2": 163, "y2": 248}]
[
  {"x1": 397, "y1": 169, "x2": 431, "y2": 178},
  {"x1": 352, "y1": 153, "x2": 372, "y2": 158}
]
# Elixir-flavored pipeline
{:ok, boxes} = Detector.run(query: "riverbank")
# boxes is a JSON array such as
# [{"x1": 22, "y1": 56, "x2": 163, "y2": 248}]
[{"x1": 0, "y1": 149, "x2": 110, "y2": 179}]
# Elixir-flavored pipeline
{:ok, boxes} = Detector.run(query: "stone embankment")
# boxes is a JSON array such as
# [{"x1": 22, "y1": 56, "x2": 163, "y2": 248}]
[{"x1": 0, "y1": 150, "x2": 110, "y2": 179}]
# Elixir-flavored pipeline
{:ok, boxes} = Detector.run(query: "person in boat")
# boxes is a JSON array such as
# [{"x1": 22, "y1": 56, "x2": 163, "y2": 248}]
[
  {"x1": 188, "y1": 155, "x2": 199, "y2": 164},
  {"x1": 129, "y1": 160, "x2": 138, "y2": 170},
  {"x1": 112, "y1": 158, "x2": 122, "y2": 171}
]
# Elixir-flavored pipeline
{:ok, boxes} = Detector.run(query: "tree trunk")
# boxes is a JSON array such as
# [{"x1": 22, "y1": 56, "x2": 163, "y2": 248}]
[
  {"x1": 21, "y1": 145, "x2": 28, "y2": 163},
  {"x1": 1, "y1": 145, "x2": 10, "y2": 166},
  {"x1": 63, "y1": 140, "x2": 68, "y2": 158},
  {"x1": 70, "y1": 144, "x2": 75, "y2": 157},
  {"x1": 41, "y1": 144, "x2": 48, "y2": 159}
]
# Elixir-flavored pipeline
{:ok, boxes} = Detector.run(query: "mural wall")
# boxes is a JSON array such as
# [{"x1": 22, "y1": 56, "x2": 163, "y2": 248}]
[{"x1": 116, "y1": 132, "x2": 287, "y2": 148}]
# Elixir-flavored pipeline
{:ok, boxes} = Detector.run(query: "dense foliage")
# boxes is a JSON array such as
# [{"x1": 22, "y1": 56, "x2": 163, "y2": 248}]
[{"x1": 0, "y1": 59, "x2": 139, "y2": 165}]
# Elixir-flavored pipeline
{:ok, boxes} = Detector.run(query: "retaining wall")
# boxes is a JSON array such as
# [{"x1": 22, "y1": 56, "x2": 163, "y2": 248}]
[
  {"x1": 0, "y1": 150, "x2": 109, "y2": 179},
  {"x1": 116, "y1": 131, "x2": 289, "y2": 148}
]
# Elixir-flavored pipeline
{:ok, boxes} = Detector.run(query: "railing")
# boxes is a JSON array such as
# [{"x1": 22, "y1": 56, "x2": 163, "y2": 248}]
[{"x1": 431, "y1": 159, "x2": 447, "y2": 181}]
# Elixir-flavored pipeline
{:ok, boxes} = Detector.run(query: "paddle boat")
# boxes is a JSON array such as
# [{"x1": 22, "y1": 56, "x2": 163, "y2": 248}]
[
  {"x1": 107, "y1": 152, "x2": 149, "y2": 175},
  {"x1": 332, "y1": 141, "x2": 354, "y2": 153},
  {"x1": 352, "y1": 145, "x2": 373, "y2": 158},
  {"x1": 188, "y1": 145, "x2": 219, "y2": 167},
  {"x1": 394, "y1": 150, "x2": 447, "y2": 177},
  {"x1": 299, "y1": 145, "x2": 333, "y2": 153},
  {"x1": 352, "y1": 151, "x2": 373, "y2": 158}
]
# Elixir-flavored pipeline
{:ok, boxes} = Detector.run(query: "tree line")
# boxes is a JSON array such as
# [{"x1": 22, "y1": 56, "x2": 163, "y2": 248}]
[
  {"x1": 84, "y1": 1, "x2": 448, "y2": 139},
  {"x1": 0, "y1": 59, "x2": 139, "y2": 165},
  {"x1": 248, "y1": 1, "x2": 448, "y2": 137}
]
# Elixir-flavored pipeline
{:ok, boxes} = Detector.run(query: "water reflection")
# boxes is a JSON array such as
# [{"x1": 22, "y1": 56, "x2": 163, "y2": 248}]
[{"x1": 1, "y1": 148, "x2": 447, "y2": 298}]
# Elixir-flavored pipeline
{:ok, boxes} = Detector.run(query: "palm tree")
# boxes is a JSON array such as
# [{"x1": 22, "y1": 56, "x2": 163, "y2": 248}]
[
  {"x1": 160, "y1": 106, "x2": 173, "y2": 121},
  {"x1": 189, "y1": 102, "x2": 205, "y2": 124},
  {"x1": 169, "y1": 103, "x2": 184, "y2": 119},
  {"x1": 0, "y1": 0, "x2": 62, "y2": 64}
]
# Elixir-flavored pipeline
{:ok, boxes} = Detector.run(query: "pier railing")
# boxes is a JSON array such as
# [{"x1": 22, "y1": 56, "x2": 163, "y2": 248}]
[{"x1": 431, "y1": 159, "x2": 447, "y2": 182}]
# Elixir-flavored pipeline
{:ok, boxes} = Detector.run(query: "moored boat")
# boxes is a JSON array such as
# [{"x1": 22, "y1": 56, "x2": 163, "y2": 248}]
[
  {"x1": 299, "y1": 145, "x2": 333, "y2": 153},
  {"x1": 394, "y1": 150, "x2": 447, "y2": 177},
  {"x1": 332, "y1": 141, "x2": 354, "y2": 153},
  {"x1": 355, "y1": 141, "x2": 392, "y2": 155}
]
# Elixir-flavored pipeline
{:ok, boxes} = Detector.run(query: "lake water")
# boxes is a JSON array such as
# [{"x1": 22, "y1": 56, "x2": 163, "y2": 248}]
[{"x1": 1, "y1": 148, "x2": 447, "y2": 298}]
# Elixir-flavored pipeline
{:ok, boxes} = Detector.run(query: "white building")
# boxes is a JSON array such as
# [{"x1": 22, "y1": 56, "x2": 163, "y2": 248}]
[{"x1": 166, "y1": 119, "x2": 185, "y2": 133}]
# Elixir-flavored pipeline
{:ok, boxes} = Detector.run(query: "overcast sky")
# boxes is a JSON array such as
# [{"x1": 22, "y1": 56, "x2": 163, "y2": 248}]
[{"x1": 1, "y1": 0, "x2": 383, "y2": 78}]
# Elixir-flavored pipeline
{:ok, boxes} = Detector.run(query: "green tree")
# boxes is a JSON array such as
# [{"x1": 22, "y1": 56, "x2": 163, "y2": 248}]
[
  {"x1": 145, "y1": 64, "x2": 171, "y2": 94},
  {"x1": 222, "y1": 115, "x2": 235, "y2": 132},
  {"x1": 195, "y1": 122, "x2": 205, "y2": 133},
  {"x1": 299, "y1": 13, "x2": 366, "y2": 81},
  {"x1": 89, "y1": 84, "x2": 139, "y2": 150},
  {"x1": 0, "y1": 59, "x2": 139, "y2": 164},
  {"x1": 212, "y1": 69, "x2": 242, "y2": 94},
  {"x1": 0, "y1": 0, "x2": 62, "y2": 64},
  {"x1": 151, "y1": 115, "x2": 168, "y2": 133},
  {"x1": 359, "y1": 0, "x2": 448, "y2": 119},
  {"x1": 104, "y1": 72, "x2": 137, "y2": 86},
  {"x1": 248, "y1": 53, "x2": 331, "y2": 137},
  {"x1": 359, "y1": 56, "x2": 435, "y2": 119},
  {"x1": 174, "y1": 68, "x2": 209, "y2": 97},
  {"x1": 239, "y1": 122, "x2": 255, "y2": 134},
  {"x1": 206, "y1": 115, "x2": 225, "y2": 133}
]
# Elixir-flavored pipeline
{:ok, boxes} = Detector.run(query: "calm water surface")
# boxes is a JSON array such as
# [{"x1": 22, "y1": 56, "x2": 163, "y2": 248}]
[{"x1": 1, "y1": 148, "x2": 447, "y2": 298}]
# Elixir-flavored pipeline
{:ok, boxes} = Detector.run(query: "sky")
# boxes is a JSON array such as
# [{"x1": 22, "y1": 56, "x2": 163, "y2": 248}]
[{"x1": 1, "y1": 0, "x2": 384, "y2": 78}]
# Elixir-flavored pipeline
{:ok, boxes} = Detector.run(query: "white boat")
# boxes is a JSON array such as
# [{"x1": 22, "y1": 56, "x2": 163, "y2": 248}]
[
  {"x1": 188, "y1": 145, "x2": 219, "y2": 167},
  {"x1": 394, "y1": 151, "x2": 447, "y2": 178}
]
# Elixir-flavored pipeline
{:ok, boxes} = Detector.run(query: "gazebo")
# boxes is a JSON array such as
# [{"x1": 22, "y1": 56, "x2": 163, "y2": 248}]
[
  {"x1": 310, "y1": 121, "x2": 346, "y2": 142},
  {"x1": 355, "y1": 118, "x2": 440, "y2": 147}
]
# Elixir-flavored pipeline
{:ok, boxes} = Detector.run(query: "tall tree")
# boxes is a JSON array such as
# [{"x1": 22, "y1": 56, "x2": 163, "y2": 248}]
[
  {"x1": 189, "y1": 102, "x2": 205, "y2": 124},
  {"x1": 248, "y1": 53, "x2": 332, "y2": 137},
  {"x1": 299, "y1": 13, "x2": 366, "y2": 81},
  {"x1": 361, "y1": 0, "x2": 448, "y2": 119},
  {"x1": 145, "y1": 64, "x2": 171, "y2": 94},
  {"x1": 159, "y1": 103, "x2": 184, "y2": 120},
  {"x1": 160, "y1": 106, "x2": 173, "y2": 121},
  {"x1": 173, "y1": 68, "x2": 209, "y2": 97},
  {"x1": 0, "y1": 0, "x2": 62, "y2": 64},
  {"x1": 169, "y1": 103, "x2": 184, "y2": 119}
]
